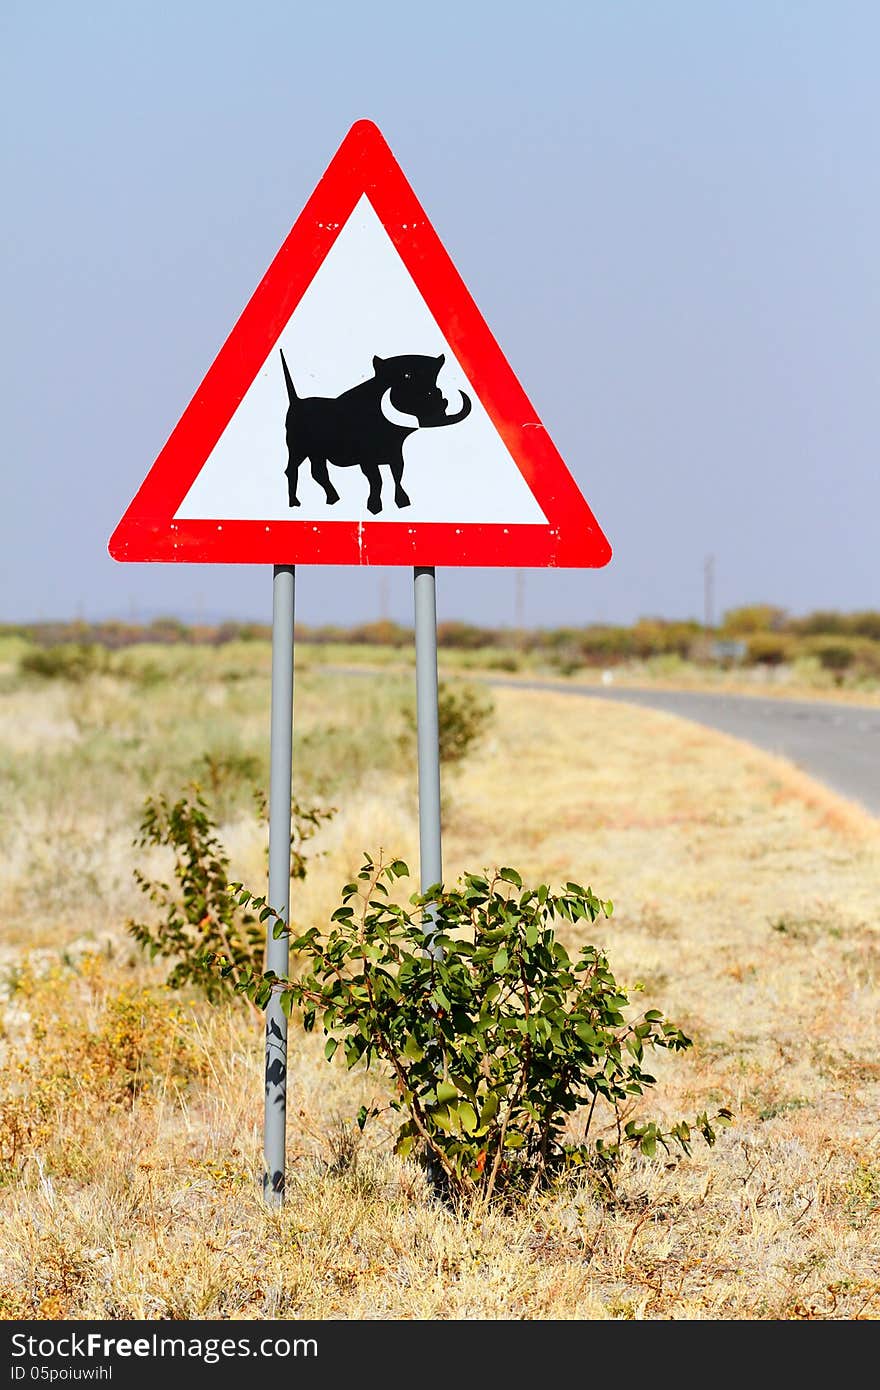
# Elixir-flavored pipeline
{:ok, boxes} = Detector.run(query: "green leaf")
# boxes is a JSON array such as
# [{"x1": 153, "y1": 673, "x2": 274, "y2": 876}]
[
  {"x1": 431, "y1": 1106, "x2": 454, "y2": 1133},
  {"x1": 479, "y1": 1091, "x2": 499, "y2": 1125},
  {"x1": 492, "y1": 947, "x2": 509, "y2": 973},
  {"x1": 498, "y1": 867, "x2": 522, "y2": 888},
  {"x1": 324, "y1": 1037, "x2": 339, "y2": 1062},
  {"x1": 459, "y1": 1102, "x2": 478, "y2": 1134},
  {"x1": 436, "y1": 1080, "x2": 458, "y2": 1104}
]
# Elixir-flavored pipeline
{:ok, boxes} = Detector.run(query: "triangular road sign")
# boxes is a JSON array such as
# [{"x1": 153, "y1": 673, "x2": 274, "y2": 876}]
[{"x1": 109, "y1": 120, "x2": 611, "y2": 568}]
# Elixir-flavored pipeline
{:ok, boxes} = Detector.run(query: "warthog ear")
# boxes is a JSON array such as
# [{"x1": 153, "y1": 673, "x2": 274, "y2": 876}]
[
  {"x1": 435, "y1": 353, "x2": 445, "y2": 369},
  {"x1": 372, "y1": 355, "x2": 385, "y2": 372}
]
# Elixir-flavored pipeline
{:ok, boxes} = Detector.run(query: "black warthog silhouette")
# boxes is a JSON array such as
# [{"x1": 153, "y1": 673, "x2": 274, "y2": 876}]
[{"x1": 281, "y1": 350, "x2": 472, "y2": 515}]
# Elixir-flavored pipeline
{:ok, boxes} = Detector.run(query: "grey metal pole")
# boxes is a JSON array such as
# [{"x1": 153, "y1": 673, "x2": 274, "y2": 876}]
[
  {"x1": 264, "y1": 563, "x2": 295, "y2": 1207},
  {"x1": 414, "y1": 566, "x2": 442, "y2": 895},
  {"x1": 415, "y1": 567, "x2": 445, "y2": 1198}
]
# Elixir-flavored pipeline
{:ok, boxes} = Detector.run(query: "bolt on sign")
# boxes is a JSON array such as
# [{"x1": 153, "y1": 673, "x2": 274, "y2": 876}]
[{"x1": 109, "y1": 119, "x2": 610, "y2": 568}]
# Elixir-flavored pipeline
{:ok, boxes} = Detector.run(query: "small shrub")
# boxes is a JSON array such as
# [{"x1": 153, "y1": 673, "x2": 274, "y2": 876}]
[
  {"x1": 803, "y1": 637, "x2": 865, "y2": 684},
  {"x1": 486, "y1": 653, "x2": 521, "y2": 673},
  {"x1": 148, "y1": 617, "x2": 191, "y2": 644},
  {"x1": 220, "y1": 858, "x2": 730, "y2": 1204},
  {"x1": 348, "y1": 620, "x2": 411, "y2": 647},
  {"x1": 438, "y1": 683, "x2": 494, "y2": 762},
  {"x1": 722, "y1": 605, "x2": 789, "y2": 635},
  {"x1": 402, "y1": 682, "x2": 494, "y2": 766},
  {"x1": 129, "y1": 789, "x2": 335, "y2": 1002},
  {"x1": 196, "y1": 748, "x2": 264, "y2": 817},
  {"x1": 850, "y1": 640, "x2": 880, "y2": 679},
  {"x1": 846, "y1": 612, "x2": 880, "y2": 642},
  {"x1": 254, "y1": 791, "x2": 336, "y2": 880},
  {"x1": 791, "y1": 609, "x2": 850, "y2": 637},
  {"x1": 549, "y1": 656, "x2": 583, "y2": 677},
  {"x1": 746, "y1": 632, "x2": 794, "y2": 666},
  {"x1": 112, "y1": 653, "x2": 168, "y2": 687},
  {"x1": 800, "y1": 636, "x2": 878, "y2": 686},
  {"x1": 82, "y1": 981, "x2": 204, "y2": 1106},
  {"x1": 630, "y1": 619, "x2": 702, "y2": 660},
  {"x1": 19, "y1": 644, "x2": 110, "y2": 682},
  {"x1": 129, "y1": 791, "x2": 264, "y2": 1003},
  {"x1": 437, "y1": 621, "x2": 500, "y2": 651}
]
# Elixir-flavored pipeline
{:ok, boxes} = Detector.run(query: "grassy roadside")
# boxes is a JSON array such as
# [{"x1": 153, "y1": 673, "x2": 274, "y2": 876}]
[
  {"x1": 0, "y1": 648, "x2": 878, "y2": 1319},
  {"x1": 6, "y1": 632, "x2": 880, "y2": 707}
]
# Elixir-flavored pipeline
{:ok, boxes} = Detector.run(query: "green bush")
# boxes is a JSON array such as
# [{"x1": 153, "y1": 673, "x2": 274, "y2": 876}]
[
  {"x1": 148, "y1": 617, "x2": 191, "y2": 644},
  {"x1": 722, "y1": 605, "x2": 789, "y2": 635},
  {"x1": 19, "y1": 644, "x2": 111, "y2": 682},
  {"x1": 746, "y1": 632, "x2": 795, "y2": 666},
  {"x1": 486, "y1": 653, "x2": 521, "y2": 673},
  {"x1": 808, "y1": 639, "x2": 856, "y2": 678},
  {"x1": 221, "y1": 858, "x2": 730, "y2": 1204},
  {"x1": 850, "y1": 639, "x2": 880, "y2": 678},
  {"x1": 402, "y1": 682, "x2": 494, "y2": 765},
  {"x1": 549, "y1": 656, "x2": 583, "y2": 677},
  {"x1": 573, "y1": 626, "x2": 634, "y2": 664},
  {"x1": 846, "y1": 612, "x2": 880, "y2": 642},
  {"x1": 129, "y1": 791, "x2": 264, "y2": 1003},
  {"x1": 437, "y1": 683, "x2": 494, "y2": 763},
  {"x1": 112, "y1": 653, "x2": 168, "y2": 687},
  {"x1": 800, "y1": 636, "x2": 880, "y2": 684},
  {"x1": 630, "y1": 619, "x2": 702, "y2": 660},
  {"x1": 437, "y1": 621, "x2": 500, "y2": 651},
  {"x1": 129, "y1": 789, "x2": 334, "y2": 1002},
  {"x1": 791, "y1": 610, "x2": 843, "y2": 637},
  {"x1": 347, "y1": 620, "x2": 411, "y2": 647},
  {"x1": 195, "y1": 748, "x2": 265, "y2": 819}
]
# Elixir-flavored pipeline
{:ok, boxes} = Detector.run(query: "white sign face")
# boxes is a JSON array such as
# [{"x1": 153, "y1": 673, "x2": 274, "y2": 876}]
[{"x1": 175, "y1": 197, "x2": 547, "y2": 526}]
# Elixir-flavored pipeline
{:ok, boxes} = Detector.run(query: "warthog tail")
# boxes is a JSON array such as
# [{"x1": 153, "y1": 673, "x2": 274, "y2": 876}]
[{"x1": 280, "y1": 349, "x2": 298, "y2": 404}]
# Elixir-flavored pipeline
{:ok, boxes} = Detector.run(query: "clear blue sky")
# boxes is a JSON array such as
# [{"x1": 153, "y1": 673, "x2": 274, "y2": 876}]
[{"x1": 2, "y1": 1, "x2": 877, "y2": 629}]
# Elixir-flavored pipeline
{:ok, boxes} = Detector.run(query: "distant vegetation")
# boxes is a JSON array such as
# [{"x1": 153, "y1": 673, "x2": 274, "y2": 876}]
[{"x1": 5, "y1": 606, "x2": 880, "y2": 688}]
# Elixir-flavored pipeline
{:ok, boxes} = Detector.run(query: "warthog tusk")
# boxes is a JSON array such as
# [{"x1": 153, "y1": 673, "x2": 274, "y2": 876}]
[{"x1": 380, "y1": 389, "x2": 421, "y2": 430}]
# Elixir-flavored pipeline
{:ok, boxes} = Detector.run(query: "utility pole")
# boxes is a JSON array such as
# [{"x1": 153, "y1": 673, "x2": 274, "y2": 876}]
[
  {"x1": 703, "y1": 555, "x2": 715, "y2": 632},
  {"x1": 515, "y1": 569, "x2": 525, "y2": 647}
]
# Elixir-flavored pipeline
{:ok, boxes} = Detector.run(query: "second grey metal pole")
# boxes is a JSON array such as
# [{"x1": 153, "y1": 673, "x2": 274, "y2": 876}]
[
  {"x1": 264, "y1": 563, "x2": 295, "y2": 1207},
  {"x1": 414, "y1": 566, "x2": 442, "y2": 895}
]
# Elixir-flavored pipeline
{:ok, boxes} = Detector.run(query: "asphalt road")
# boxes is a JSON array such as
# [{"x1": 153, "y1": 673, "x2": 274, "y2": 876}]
[{"x1": 490, "y1": 680, "x2": 880, "y2": 817}]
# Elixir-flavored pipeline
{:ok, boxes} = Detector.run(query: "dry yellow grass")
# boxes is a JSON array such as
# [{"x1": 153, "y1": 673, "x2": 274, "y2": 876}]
[{"x1": 0, "y1": 652, "x2": 878, "y2": 1320}]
